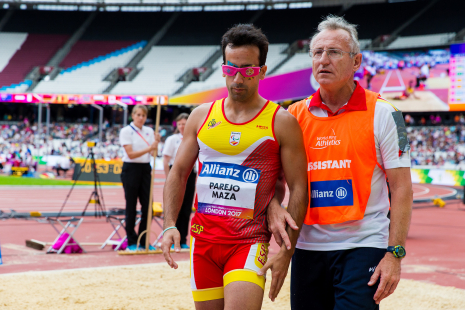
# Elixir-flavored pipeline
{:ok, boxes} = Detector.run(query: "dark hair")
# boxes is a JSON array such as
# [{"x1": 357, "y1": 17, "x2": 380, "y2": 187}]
[{"x1": 221, "y1": 24, "x2": 269, "y2": 67}]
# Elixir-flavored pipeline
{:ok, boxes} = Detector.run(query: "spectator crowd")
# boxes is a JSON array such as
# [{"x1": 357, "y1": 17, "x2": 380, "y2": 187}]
[
  {"x1": 2, "y1": 115, "x2": 465, "y2": 175},
  {"x1": 408, "y1": 125, "x2": 465, "y2": 168}
]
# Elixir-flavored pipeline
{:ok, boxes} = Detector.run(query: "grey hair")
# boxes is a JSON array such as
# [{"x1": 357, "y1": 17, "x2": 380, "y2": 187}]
[{"x1": 310, "y1": 15, "x2": 360, "y2": 54}]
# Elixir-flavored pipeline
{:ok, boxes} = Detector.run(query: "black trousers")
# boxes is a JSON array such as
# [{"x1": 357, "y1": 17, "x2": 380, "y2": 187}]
[
  {"x1": 291, "y1": 247, "x2": 386, "y2": 310},
  {"x1": 170, "y1": 165, "x2": 196, "y2": 245},
  {"x1": 121, "y1": 162, "x2": 151, "y2": 246}
]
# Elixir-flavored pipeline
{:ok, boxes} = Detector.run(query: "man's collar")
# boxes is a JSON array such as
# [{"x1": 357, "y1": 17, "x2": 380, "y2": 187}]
[{"x1": 309, "y1": 81, "x2": 367, "y2": 112}]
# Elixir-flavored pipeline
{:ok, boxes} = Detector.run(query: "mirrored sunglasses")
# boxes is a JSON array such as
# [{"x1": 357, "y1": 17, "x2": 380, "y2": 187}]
[{"x1": 222, "y1": 65, "x2": 261, "y2": 77}]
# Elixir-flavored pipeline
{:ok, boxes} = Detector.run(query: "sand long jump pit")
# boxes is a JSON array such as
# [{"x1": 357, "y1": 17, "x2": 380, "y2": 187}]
[{"x1": 1, "y1": 261, "x2": 464, "y2": 310}]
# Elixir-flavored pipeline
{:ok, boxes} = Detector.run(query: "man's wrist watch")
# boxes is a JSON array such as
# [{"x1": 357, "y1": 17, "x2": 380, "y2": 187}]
[{"x1": 387, "y1": 245, "x2": 406, "y2": 258}]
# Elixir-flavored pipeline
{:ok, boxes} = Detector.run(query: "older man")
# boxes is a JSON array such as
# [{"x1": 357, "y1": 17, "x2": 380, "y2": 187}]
[{"x1": 274, "y1": 16, "x2": 412, "y2": 310}]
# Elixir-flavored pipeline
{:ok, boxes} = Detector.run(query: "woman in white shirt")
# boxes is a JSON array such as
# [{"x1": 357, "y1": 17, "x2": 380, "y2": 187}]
[
  {"x1": 119, "y1": 105, "x2": 160, "y2": 252},
  {"x1": 162, "y1": 113, "x2": 195, "y2": 249}
]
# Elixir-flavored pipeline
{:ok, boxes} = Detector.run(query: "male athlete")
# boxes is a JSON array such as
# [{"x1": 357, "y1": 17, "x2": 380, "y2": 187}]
[{"x1": 161, "y1": 24, "x2": 308, "y2": 310}]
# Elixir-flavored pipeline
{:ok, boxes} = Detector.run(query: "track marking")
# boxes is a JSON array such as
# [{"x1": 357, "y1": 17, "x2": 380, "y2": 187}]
[
  {"x1": 412, "y1": 184, "x2": 457, "y2": 201},
  {"x1": 412, "y1": 184, "x2": 430, "y2": 197}
]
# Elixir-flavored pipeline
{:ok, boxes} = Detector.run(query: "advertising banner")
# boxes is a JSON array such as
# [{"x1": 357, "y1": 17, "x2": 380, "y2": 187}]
[{"x1": 411, "y1": 168, "x2": 465, "y2": 186}]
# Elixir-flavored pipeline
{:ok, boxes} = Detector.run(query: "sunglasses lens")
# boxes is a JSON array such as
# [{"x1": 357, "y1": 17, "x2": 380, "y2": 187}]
[
  {"x1": 222, "y1": 65, "x2": 237, "y2": 76},
  {"x1": 222, "y1": 65, "x2": 261, "y2": 77},
  {"x1": 242, "y1": 67, "x2": 259, "y2": 77}
]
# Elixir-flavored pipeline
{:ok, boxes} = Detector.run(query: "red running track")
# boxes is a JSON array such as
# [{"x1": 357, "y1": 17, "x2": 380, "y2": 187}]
[{"x1": 0, "y1": 183, "x2": 464, "y2": 290}]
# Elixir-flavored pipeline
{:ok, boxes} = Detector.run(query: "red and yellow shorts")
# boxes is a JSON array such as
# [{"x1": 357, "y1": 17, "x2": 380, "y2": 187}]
[{"x1": 189, "y1": 237, "x2": 269, "y2": 302}]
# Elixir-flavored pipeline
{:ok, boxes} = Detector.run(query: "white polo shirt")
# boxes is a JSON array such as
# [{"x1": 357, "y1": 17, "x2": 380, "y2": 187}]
[
  {"x1": 162, "y1": 133, "x2": 183, "y2": 166},
  {"x1": 295, "y1": 99, "x2": 411, "y2": 251},
  {"x1": 119, "y1": 122, "x2": 155, "y2": 163}
]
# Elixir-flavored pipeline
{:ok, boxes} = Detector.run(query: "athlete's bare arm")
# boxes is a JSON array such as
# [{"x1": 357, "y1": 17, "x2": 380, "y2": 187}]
[
  {"x1": 258, "y1": 108, "x2": 308, "y2": 301},
  {"x1": 267, "y1": 172, "x2": 298, "y2": 249},
  {"x1": 161, "y1": 103, "x2": 212, "y2": 269},
  {"x1": 369, "y1": 167, "x2": 412, "y2": 304}
]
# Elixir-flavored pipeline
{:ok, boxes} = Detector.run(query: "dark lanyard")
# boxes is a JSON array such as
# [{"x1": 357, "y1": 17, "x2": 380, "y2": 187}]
[{"x1": 129, "y1": 125, "x2": 150, "y2": 146}]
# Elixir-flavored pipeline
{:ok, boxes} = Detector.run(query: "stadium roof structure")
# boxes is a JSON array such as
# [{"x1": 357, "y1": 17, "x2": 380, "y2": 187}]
[{"x1": 0, "y1": 0, "x2": 390, "y2": 11}]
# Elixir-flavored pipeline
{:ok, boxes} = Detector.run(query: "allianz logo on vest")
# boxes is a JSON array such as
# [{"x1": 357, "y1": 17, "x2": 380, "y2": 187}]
[
  {"x1": 310, "y1": 128, "x2": 341, "y2": 150},
  {"x1": 311, "y1": 187, "x2": 347, "y2": 199},
  {"x1": 310, "y1": 180, "x2": 354, "y2": 208},
  {"x1": 200, "y1": 162, "x2": 261, "y2": 184}
]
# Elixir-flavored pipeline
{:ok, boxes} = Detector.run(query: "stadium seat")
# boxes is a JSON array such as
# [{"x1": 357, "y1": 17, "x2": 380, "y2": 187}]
[
  {"x1": 387, "y1": 33, "x2": 456, "y2": 50},
  {"x1": 34, "y1": 42, "x2": 144, "y2": 94},
  {"x1": 111, "y1": 45, "x2": 218, "y2": 95}
]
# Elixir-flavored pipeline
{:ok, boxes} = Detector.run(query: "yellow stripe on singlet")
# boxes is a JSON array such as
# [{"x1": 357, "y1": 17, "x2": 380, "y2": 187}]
[{"x1": 377, "y1": 99, "x2": 399, "y2": 111}]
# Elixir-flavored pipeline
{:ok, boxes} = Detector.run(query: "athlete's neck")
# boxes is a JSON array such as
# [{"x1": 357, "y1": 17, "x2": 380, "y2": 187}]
[
  {"x1": 224, "y1": 95, "x2": 267, "y2": 123},
  {"x1": 319, "y1": 80, "x2": 356, "y2": 113}
]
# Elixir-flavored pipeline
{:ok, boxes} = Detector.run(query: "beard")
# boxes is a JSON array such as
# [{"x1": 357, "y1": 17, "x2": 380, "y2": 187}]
[{"x1": 228, "y1": 83, "x2": 251, "y2": 102}]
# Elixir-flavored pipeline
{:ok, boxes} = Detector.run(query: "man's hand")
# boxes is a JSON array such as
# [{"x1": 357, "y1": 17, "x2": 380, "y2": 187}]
[
  {"x1": 267, "y1": 198, "x2": 298, "y2": 250},
  {"x1": 257, "y1": 249, "x2": 292, "y2": 302},
  {"x1": 368, "y1": 253, "x2": 401, "y2": 304},
  {"x1": 161, "y1": 228, "x2": 181, "y2": 269}
]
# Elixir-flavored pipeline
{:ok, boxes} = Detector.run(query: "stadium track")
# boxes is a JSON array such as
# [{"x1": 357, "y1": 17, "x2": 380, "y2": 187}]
[{"x1": 0, "y1": 182, "x2": 464, "y2": 290}]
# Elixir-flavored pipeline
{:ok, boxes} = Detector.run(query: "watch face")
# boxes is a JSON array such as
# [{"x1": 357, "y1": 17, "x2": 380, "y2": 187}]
[{"x1": 396, "y1": 246, "x2": 406, "y2": 257}]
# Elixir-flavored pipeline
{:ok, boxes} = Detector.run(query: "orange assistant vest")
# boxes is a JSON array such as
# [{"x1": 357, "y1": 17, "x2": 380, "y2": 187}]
[{"x1": 289, "y1": 89, "x2": 384, "y2": 225}]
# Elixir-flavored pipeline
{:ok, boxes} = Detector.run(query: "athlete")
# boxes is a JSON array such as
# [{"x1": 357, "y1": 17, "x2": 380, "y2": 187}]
[{"x1": 161, "y1": 24, "x2": 308, "y2": 310}]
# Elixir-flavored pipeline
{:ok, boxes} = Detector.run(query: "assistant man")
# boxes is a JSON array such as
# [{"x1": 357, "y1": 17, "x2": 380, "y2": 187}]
[{"x1": 281, "y1": 16, "x2": 413, "y2": 310}]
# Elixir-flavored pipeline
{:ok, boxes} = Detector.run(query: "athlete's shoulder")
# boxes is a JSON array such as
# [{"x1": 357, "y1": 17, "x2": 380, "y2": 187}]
[
  {"x1": 188, "y1": 101, "x2": 218, "y2": 133},
  {"x1": 287, "y1": 98, "x2": 310, "y2": 116},
  {"x1": 190, "y1": 101, "x2": 215, "y2": 121},
  {"x1": 274, "y1": 106, "x2": 302, "y2": 135},
  {"x1": 375, "y1": 95, "x2": 400, "y2": 114}
]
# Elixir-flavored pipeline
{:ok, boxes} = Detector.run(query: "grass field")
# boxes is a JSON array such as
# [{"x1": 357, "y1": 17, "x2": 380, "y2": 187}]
[{"x1": 0, "y1": 175, "x2": 86, "y2": 186}]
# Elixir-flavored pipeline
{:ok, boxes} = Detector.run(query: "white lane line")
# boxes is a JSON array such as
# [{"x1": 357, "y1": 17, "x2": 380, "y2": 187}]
[
  {"x1": 412, "y1": 184, "x2": 458, "y2": 199},
  {"x1": 413, "y1": 184, "x2": 430, "y2": 197}
]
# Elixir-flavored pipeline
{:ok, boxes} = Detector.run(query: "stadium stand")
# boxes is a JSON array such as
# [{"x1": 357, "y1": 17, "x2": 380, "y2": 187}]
[
  {"x1": 398, "y1": 0, "x2": 465, "y2": 36},
  {"x1": 387, "y1": 33, "x2": 456, "y2": 50},
  {"x1": 157, "y1": 11, "x2": 257, "y2": 45},
  {"x1": 111, "y1": 45, "x2": 218, "y2": 95},
  {"x1": 342, "y1": 1, "x2": 427, "y2": 40},
  {"x1": 273, "y1": 52, "x2": 312, "y2": 75},
  {"x1": 1, "y1": 10, "x2": 89, "y2": 34},
  {"x1": 0, "y1": 33, "x2": 27, "y2": 73},
  {"x1": 253, "y1": 7, "x2": 340, "y2": 44},
  {"x1": 80, "y1": 11, "x2": 174, "y2": 41},
  {"x1": 0, "y1": 33, "x2": 69, "y2": 90},
  {"x1": 59, "y1": 40, "x2": 141, "y2": 69},
  {"x1": 0, "y1": 0, "x2": 461, "y2": 96},
  {"x1": 34, "y1": 42, "x2": 145, "y2": 94},
  {"x1": 181, "y1": 43, "x2": 288, "y2": 94}
]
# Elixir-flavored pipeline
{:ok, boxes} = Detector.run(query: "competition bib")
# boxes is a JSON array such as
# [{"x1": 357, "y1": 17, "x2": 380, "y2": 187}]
[{"x1": 196, "y1": 161, "x2": 261, "y2": 220}]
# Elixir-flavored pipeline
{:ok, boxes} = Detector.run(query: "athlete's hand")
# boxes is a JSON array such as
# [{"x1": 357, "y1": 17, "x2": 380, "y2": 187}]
[
  {"x1": 161, "y1": 228, "x2": 181, "y2": 269},
  {"x1": 267, "y1": 198, "x2": 298, "y2": 250},
  {"x1": 257, "y1": 249, "x2": 292, "y2": 302},
  {"x1": 368, "y1": 253, "x2": 402, "y2": 304}
]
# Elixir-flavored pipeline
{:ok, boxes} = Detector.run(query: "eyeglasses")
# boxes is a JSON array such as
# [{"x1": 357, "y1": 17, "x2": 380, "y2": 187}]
[
  {"x1": 309, "y1": 48, "x2": 357, "y2": 60},
  {"x1": 222, "y1": 65, "x2": 263, "y2": 77}
]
